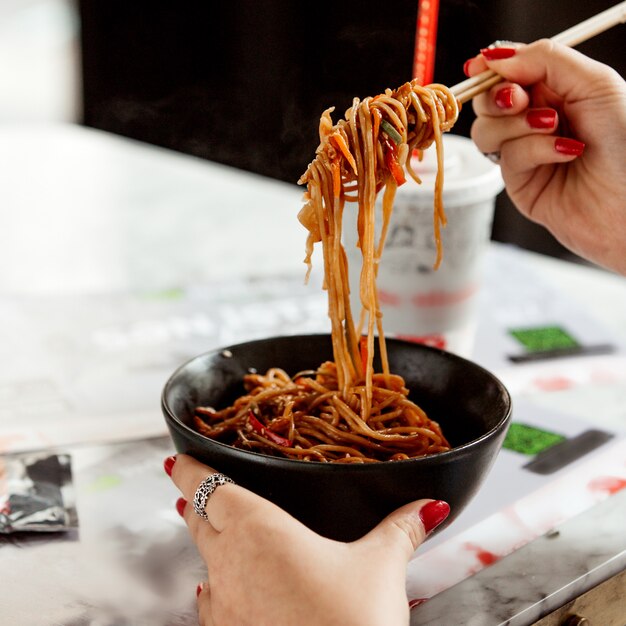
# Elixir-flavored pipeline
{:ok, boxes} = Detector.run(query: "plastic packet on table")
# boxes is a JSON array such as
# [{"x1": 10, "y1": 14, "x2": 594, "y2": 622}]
[{"x1": 0, "y1": 452, "x2": 78, "y2": 533}]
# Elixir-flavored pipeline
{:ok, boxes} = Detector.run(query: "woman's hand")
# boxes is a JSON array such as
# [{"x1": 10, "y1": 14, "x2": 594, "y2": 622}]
[
  {"x1": 165, "y1": 454, "x2": 449, "y2": 626},
  {"x1": 465, "y1": 40, "x2": 626, "y2": 274}
]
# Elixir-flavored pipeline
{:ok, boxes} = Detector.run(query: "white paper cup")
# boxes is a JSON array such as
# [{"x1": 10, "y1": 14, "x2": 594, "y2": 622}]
[{"x1": 344, "y1": 134, "x2": 504, "y2": 358}]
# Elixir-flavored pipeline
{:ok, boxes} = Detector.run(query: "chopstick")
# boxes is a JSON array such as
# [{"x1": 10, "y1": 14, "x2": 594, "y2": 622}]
[{"x1": 450, "y1": 1, "x2": 626, "y2": 103}]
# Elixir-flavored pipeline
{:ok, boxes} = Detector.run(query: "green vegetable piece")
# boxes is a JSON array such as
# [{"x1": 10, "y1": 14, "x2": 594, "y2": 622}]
[{"x1": 380, "y1": 119, "x2": 402, "y2": 145}]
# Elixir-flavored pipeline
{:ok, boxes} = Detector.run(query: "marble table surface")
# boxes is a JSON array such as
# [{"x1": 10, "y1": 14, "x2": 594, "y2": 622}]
[{"x1": 411, "y1": 489, "x2": 626, "y2": 625}]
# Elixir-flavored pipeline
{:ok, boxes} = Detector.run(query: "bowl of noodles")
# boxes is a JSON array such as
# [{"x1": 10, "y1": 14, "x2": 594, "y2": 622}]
[
  {"x1": 162, "y1": 333, "x2": 512, "y2": 542},
  {"x1": 164, "y1": 76, "x2": 511, "y2": 540}
]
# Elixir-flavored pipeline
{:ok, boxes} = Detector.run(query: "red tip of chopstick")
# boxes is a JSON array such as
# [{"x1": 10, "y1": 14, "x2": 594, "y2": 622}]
[{"x1": 413, "y1": 0, "x2": 440, "y2": 85}]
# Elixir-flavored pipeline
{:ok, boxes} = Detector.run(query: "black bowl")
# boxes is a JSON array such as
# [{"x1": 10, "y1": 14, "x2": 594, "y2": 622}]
[{"x1": 162, "y1": 334, "x2": 512, "y2": 542}]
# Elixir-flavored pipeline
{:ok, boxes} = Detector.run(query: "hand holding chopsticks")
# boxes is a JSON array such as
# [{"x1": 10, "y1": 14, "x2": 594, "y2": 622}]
[
  {"x1": 450, "y1": 1, "x2": 626, "y2": 103},
  {"x1": 464, "y1": 11, "x2": 626, "y2": 275}
]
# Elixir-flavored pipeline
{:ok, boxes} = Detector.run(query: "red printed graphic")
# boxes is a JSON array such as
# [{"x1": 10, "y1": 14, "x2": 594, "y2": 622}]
[
  {"x1": 587, "y1": 476, "x2": 626, "y2": 495},
  {"x1": 397, "y1": 334, "x2": 447, "y2": 350},
  {"x1": 464, "y1": 542, "x2": 500, "y2": 566},
  {"x1": 533, "y1": 376, "x2": 574, "y2": 392},
  {"x1": 378, "y1": 289, "x2": 401, "y2": 306},
  {"x1": 411, "y1": 284, "x2": 477, "y2": 308}
]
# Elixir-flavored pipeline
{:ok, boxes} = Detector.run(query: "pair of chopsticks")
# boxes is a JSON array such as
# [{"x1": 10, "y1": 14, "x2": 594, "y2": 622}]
[{"x1": 450, "y1": 1, "x2": 626, "y2": 104}]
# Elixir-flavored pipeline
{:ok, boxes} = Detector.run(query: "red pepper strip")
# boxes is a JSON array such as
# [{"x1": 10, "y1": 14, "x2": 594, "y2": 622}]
[
  {"x1": 359, "y1": 335, "x2": 368, "y2": 376},
  {"x1": 383, "y1": 137, "x2": 406, "y2": 186},
  {"x1": 247, "y1": 410, "x2": 293, "y2": 447}
]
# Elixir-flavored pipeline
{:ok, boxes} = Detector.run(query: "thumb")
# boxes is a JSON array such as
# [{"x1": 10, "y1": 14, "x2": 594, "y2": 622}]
[
  {"x1": 359, "y1": 499, "x2": 450, "y2": 559},
  {"x1": 482, "y1": 39, "x2": 612, "y2": 102}
]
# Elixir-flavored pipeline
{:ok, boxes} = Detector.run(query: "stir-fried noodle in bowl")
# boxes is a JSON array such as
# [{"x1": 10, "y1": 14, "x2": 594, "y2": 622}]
[{"x1": 193, "y1": 80, "x2": 460, "y2": 463}]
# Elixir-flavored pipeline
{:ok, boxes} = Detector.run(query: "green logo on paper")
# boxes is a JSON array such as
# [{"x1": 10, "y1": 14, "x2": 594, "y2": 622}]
[
  {"x1": 509, "y1": 325, "x2": 580, "y2": 353},
  {"x1": 503, "y1": 422, "x2": 566, "y2": 456}
]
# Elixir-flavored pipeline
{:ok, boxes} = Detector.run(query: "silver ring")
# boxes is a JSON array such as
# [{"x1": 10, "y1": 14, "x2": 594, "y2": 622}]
[{"x1": 193, "y1": 473, "x2": 235, "y2": 521}]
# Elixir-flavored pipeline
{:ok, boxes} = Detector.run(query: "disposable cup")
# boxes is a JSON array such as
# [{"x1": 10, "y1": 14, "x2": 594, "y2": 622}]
[{"x1": 344, "y1": 134, "x2": 505, "y2": 358}]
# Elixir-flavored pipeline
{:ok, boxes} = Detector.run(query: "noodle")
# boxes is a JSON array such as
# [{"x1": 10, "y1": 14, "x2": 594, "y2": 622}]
[
  {"x1": 193, "y1": 362, "x2": 451, "y2": 463},
  {"x1": 194, "y1": 80, "x2": 459, "y2": 463}
]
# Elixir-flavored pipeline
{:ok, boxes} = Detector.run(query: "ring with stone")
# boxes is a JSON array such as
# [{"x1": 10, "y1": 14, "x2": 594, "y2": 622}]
[{"x1": 192, "y1": 473, "x2": 235, "y2": 521}]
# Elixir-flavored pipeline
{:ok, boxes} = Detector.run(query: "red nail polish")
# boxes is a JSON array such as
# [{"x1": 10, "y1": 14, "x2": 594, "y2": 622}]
[
  {"x1": 196, "y1": 583, "x2": 203, "y2": 597},
  {"x1": 419, "y1": 500, "x2": 450, "y2": 533},
  {"x1": 526, "y1": 108, "x2": 557, "y2": 129},
  {"x1": 494, "y1": 87, "x2": 514, "y2": 109},
  {"x1": 176, "y1": 497, "x2": 187, "y2": 517},
  {"x1": 481, "y1": 47, "x2": 516, "y2": 61},
  {"x1": 463, "y1": 59, "x2": 472, "y2": 77},
  {"x1": 164, "y1": 456, "x2": 176, "y2": 476},
  {"x1": 555, "y1": 137, "x2": 585, "y2": 156}
]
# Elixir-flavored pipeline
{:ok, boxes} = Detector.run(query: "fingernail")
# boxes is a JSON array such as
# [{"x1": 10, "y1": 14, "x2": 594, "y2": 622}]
[
  {"x1": 494, "y1": 86, "x2": 514, "y2": 109},
  {"x1": 481, "y1": 47, "x2": 516, "y2": 61},
  {"x1": 555, "y1": 137, "x2": 585, "y2": 156},
  {"x1": 463, "y1": 59, "x2": 472, "y2": 77},
  {"x1": 164, "y1": 456, "x2": 176, "y2": 476},
  {"x1": 196, "y1": 583, "x2": 203, "y2": 597},
  {"x1": 176, "y1": 497, "x2": 187, "y2": 517},
  {"x1": 419, "y1": 500, "x2": 450, "y2": 533},
  {"x1": 526, "y1": 108, "x2": 557, "y2": 129}
]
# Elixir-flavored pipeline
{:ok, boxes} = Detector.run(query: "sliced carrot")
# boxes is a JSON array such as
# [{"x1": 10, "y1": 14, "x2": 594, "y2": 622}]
[{"x1": 330, "y1": 133, "x2": 358, "y2": 175}]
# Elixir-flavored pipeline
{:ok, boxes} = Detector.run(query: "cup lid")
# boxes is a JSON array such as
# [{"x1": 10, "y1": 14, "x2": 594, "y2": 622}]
[{"x1": 402, "y1": 134, "x2": 505, "y2": 207}]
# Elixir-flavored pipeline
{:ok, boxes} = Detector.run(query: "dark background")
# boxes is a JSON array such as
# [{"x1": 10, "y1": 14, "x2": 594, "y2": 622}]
[{"x1": 78, "y1": 0, "x2": 624, "y2": 262}]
